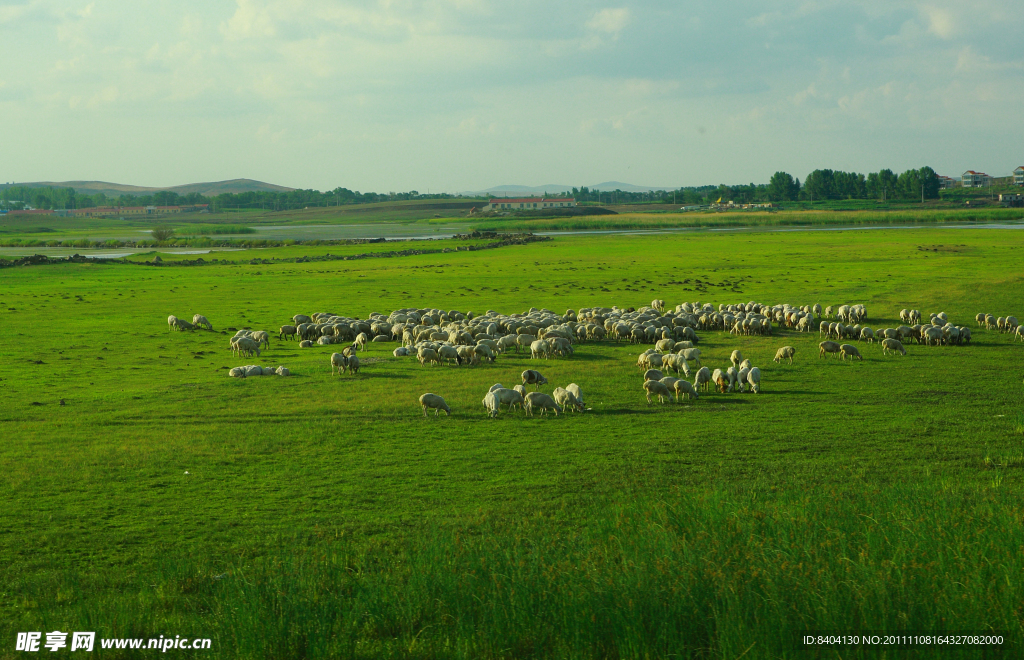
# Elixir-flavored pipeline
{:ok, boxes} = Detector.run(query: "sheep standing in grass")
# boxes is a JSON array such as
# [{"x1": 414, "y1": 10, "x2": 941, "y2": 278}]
[
  {"x1": 643, "y1": 369, "x2": 665, "y2": 382},
  {"x1": 712, "y1": 369, "x2": 728, "y2": 393},
  {"x1": 522, "y1": 370, "x2": 548, "y2": 389},
  {"x1": 513, "y1": 384, "x2": 527, "y2": 398},
  {"x1": 726, "y1": 367, "x2": 739, "y2": 392},
  {"x1": 419, "y1": 393, "x2": 451, "y2": 417},
  {"x1": 773, "y1": 346, "x2": 796, "y2": 364},
  {"x1": 674, "y1": 379, "x2": 699, "y2": 401},
  {"x1": 417, "y1": 347, "x2": 440, "y2": 366},
  {"x1": 331, "y1": 353, "x2": 347, "y2": 375},
  {"x1": 566, "y1": 383, "x2": 584, "y2": 408},
  {"x1": 346, "y1": 356, "x2": 360, "y2": 374},
  {"x1": 730, "y1": 350, "x2": 744, "y2": 370},
  {"x1": 168, "y1": 315, "x2": 178, "y2": 331},
  {"x1": 553, "y1": 387, "x2": 584, "y2": 413},
  {"x1": 252, "y1": 331, "x2": 270, "y2": 349},
  {"x1": 492, "y1": 387, "x2": 525, "y2": 413},
  {"x1": 840, "y1": 344, "x2": 863, "y2": 361},
  {"x1": 192, "y1": 315, "x2": 213, "y2": 330},
  {"x1": 482, "y1": 391, "x2": 501, "y2": 418},
  {"x1": 643, "y1": 379, "x2": 672, "y2": 404},
  {"x1": 819, "y1": 341, "x2": 840, "y2": 358},
  {"x1": 693, "y1": 366, "x2": 712, "y2": 392},
  {"x1": 525, "y1": 392, "x2": 561, "y2": 416},
  {"x1": 881, "y1": 338, "x2": 907, "y2": 356},
  {"x1": 280, "y1": 325, "x2": 297, "y2": 341},
  {"x1": 746, "y1": 367, "x2": 761, "y2": 393}
]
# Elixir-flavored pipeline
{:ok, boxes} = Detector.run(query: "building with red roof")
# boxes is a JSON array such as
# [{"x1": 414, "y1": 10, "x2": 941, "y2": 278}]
[{"x1": 483, "y1": 197, "x2": 576, "y2": 212}]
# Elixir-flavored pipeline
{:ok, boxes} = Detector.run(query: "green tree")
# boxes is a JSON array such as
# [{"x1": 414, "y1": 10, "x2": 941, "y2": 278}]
[{"x1": 767, "y1": 172, "x2": 798, "y2": 201}]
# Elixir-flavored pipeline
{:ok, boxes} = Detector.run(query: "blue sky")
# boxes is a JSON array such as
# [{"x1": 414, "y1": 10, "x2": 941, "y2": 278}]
[{"x1": 1, "y1": 0, "x2": 1021, "y2": 191}]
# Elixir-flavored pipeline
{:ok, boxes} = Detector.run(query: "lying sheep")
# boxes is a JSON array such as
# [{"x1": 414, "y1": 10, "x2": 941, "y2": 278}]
[
  {"x1": 419, "y1": 393, "x2": 451, "y2": 417},
  {"x1": 674, "y1": 379, "x2": 699, "y2": 401},
  {"x1": 553, "y1": 387, "x2": 584, "y2": 413},
  {"x1": 522, "y1": 370, "x2": 548, "y2": 389},
  {"x1": 643, "y1": 379, "x2": 672, "y2": 404},
  {"x1": 746, "y1": 367, "x2": 761, "y2": 393},
  {"x1": 525, "y1": 391, "x2": 561, "y2": 416},
  {"x1": 840, "y1": 344, "x2": 863, "y2": 361},
  {"x1": 276, "y1": 366, "x2": 290, "y2": 376},
  {"x1": 228, "y1": 367, "x2": 246, "y2": 378},
  {"x1": 299, "y1": 340, "x2": 313, "y2": 348},
  {"x1": 881, "y1": 338, "x2": 907, "y2": 356},
  {"x1": 819, "y1": 341, "x2": 841, "y2": 358},
  {"x1": 192, "y1": 314, "x2": 213, "y2": 330},
  {"x1": 773, "y1": 346, "x2": 796, "y2": 364},
  {"x1": 393, "y1": 346, "x2": 410, "y2": 357}
]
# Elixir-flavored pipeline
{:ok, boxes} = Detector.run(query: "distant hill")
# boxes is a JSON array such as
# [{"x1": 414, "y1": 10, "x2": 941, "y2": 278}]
[
  {"x1": 470, "y1": 181, "x2": 673, "y2": 196},
  {"x1": 2, "y1": 179, "x2": 295, "y2": 198}
]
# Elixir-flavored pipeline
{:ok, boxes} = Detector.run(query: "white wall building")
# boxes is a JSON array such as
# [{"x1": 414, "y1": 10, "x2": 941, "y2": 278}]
[{"x1": 962, "y1": 170, "x2": 992, "y2": 188}]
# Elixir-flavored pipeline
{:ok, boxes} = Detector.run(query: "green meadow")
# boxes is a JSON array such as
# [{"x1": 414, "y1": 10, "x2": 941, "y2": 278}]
[{"x1": 2, "y1": 226, "x2": 1024, "y2": 658}]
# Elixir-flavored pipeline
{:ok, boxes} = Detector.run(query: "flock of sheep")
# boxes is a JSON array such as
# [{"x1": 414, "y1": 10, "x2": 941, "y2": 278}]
[{"x1": 164, "y1": 296, "x2": 1019, "y2": 416}]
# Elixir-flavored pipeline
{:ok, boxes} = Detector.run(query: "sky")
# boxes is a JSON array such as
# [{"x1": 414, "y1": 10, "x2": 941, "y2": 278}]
[{"x1": 1, "y1": 0, "x2": 1022, "y2": 192}]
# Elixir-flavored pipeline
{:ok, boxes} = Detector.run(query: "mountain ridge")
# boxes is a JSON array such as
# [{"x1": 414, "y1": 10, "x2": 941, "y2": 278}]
[{"x1": 1, "y1": 178, "x2": 295, "y2": 198}]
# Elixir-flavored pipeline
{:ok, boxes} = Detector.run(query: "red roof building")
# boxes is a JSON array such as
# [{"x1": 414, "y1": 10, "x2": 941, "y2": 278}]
[{"x1": 483, "y1": 197, "x2": 576, "y2": 211}]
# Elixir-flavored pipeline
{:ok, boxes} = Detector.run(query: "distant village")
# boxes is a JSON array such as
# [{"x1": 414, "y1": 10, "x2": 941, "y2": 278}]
[{"x1": 1, "y1": 204, "x2": 209, "y2": 217}]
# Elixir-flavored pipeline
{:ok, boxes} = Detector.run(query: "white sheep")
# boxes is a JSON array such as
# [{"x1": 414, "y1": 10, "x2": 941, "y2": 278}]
[
  {"x1": 228, "y1": 367, "x2": 246, "y2": 378},
  {"x1": 482, "y1": 391, "x2": 501, "y2": 418},
  {"x1": 674, "y1": 379, "x2": 699, "y2": 401},
  {"x1": 299, "y1": 340, "x2": 313, "y2": 348},
  {"x1": 275, "y1": 366, "x2": 290, "y2": 376},
  {"x1": 419, "y1": 393, "x2": 451, "y2": 417},
  {"x1": 746, "y1": 367, "x2": 761, "y2": 393},
  {"x1": 819, "y1": 341, "x2": 840, "y2": 358},
  {"x1": 881, "y1": 338, "x2": 907, "y2": 356},
  {"x1": 393, "y1": 346, "x2": 410, "y2": 357},
  {"x1": 840, "y1": 344, "x2": 863, "y2": 361},
  {"x1": 693, "y1": 366, "x2": 712, "y2": 392},
  {"x1": 773, "y1": 346, "x2": 796, "y2": 364},
  {"x1": 492, "y1": 387, "x2": 525, "y2": 413},
  {"x1": 565, "y1": 383, "x2": 584, "y2": 407},
  {"x1": 553, "y1": 387, "x2": 584, "y2": 413},
  {"x1": 192, "y1": 314, "x2": 213, "y2": 330},
  {"x1": 643, "y1": 369, "x2": 665, "y2": 382},
  {"x1": 643, "y1": 379, "x2": 672, "y2": 404},
  {"x1": 331, "y1": 352, "x2": 347, "y2": 375},
  {"x1": 524, "y1": 391, "x2": 562, "y2": 416},
  {"x1": 730, "y1": 350, "x2": 744, "y2": 370}
]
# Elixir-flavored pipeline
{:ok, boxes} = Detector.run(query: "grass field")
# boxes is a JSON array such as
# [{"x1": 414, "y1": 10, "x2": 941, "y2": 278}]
[{"x1": 3, "y1": 227, "x2": 1024, "y2": 658}]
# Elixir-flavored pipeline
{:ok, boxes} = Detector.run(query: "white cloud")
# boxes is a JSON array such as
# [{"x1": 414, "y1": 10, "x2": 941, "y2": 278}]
[
  {"x1": 919, "y1": 5, "x2": 955, "y2": 39},
  {"x1": 586, "y1": 7, "x2": 631, "y2": 35}
]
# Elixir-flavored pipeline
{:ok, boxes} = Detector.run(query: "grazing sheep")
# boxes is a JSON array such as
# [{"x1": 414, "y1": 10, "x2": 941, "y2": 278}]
[
  {"x1": 681, "y1": 348, "x2": 702, "y2": 366},
  {"x1": 881, "y1": 338, "x2": 907, "y2": 356},
  {"x1": 232, "y1": 336, "x2": 261, "y2": 357},
  {"x1": 565, "y1": 383, "x2": 584, "y2": 407},
  {"x1": 693, "y1": 366, "x2": 712, "y2": 392},
  {"x1": 192, "y1": 314, "x2": 213, "y2": 330},
  {"x1": 331, "y1": 352, "x2": 347, "y2": 375},
  {"x1": 553, "y1": 387, "x2": 584, "y2": 413},
  {"x1": 492, "y1": 387, "x2": 525, "y2": 413},
  {"x1": 859, "y1": 327, "x2": 875, "y2": 343},
  {"x1": 819, "y1": 341, "x2": 841, "y2": 358},
  {"x1": 522, "y1": 370, "x2": 548, "y2": 389},
  {"x1": 643, "y1": 379, "x2": 672, "y2": 404},
  {"x1": 482, "y1": 391, "x2": 501, "y2": 418},
  {"x1": 674, "y1": 379, "x2": 699, "y2": 401},
  {"x1": 169, "y1": 316, "x2": 195, "y2": 332},
  {"x1": 293, "y1": 314, "x2": 312, "y2": 325},
  {"x1": 417, "y1": 347, "x2": 440, "y2": 366},
  {"x1": 298, "y1": 340, "x2": 314, "y2": 348},
  {"x1": 738, "y1": 358, "x2": 751, "y2": 371},
  {"x1": 746, "y1": 367, "x2": 761, "y2": 393},
  {"x1": 252, "y1": 330, "x2": 270, "y2": 349},
  {"x1": 643, "y1": 369, "x2": 665, "y2": 382},
  {"x1": 525, "y1": 391, "x2": 562, "y2": 416},
  {"x1": 712, "y1": 368, "x2": 729, "y2": 393},
  {"x1": 167, "y1": 315, "x2": 178, "y2": 331},
  {"x1": 840, "y1": 344, "x2": 863, "y2": 361},
  {"x1": 346, "y1": 356, "x2": 360, "y2": 374},
  {"x1": 419, "y1": 393, "x2": 451, "y2": 417},
  {"x1": 438, "y1": 344, "x2": 463, "y2": 367},
  {"x1": 513, "y1": 384, "x2": 527, "y2": 398},
  {"x1": 279, "y1": 325, "x2": 297, "y2": 341},
  {"x1": 354, "y1": 332, "x2": 369, "y2": 349},
  {"x1": 730, "y1": 350, "x2": 744, "y2": 370},
  {"x1": 773, "y1": 346, "x2": 796, "y2": 364}
]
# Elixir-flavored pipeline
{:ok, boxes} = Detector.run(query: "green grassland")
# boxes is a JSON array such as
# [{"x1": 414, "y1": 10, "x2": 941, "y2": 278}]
[{"x1": 2, "y1": 228, "x2": 1024, "y2": 658}]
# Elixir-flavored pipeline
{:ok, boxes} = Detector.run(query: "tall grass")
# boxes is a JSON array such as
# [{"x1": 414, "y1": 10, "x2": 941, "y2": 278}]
[
  {"x1": 20, "y1": 483, "x2": 1022, "y2": 659},
  {"x1": 189, "y1": 224, "x2": 256, "y2": 235}
]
